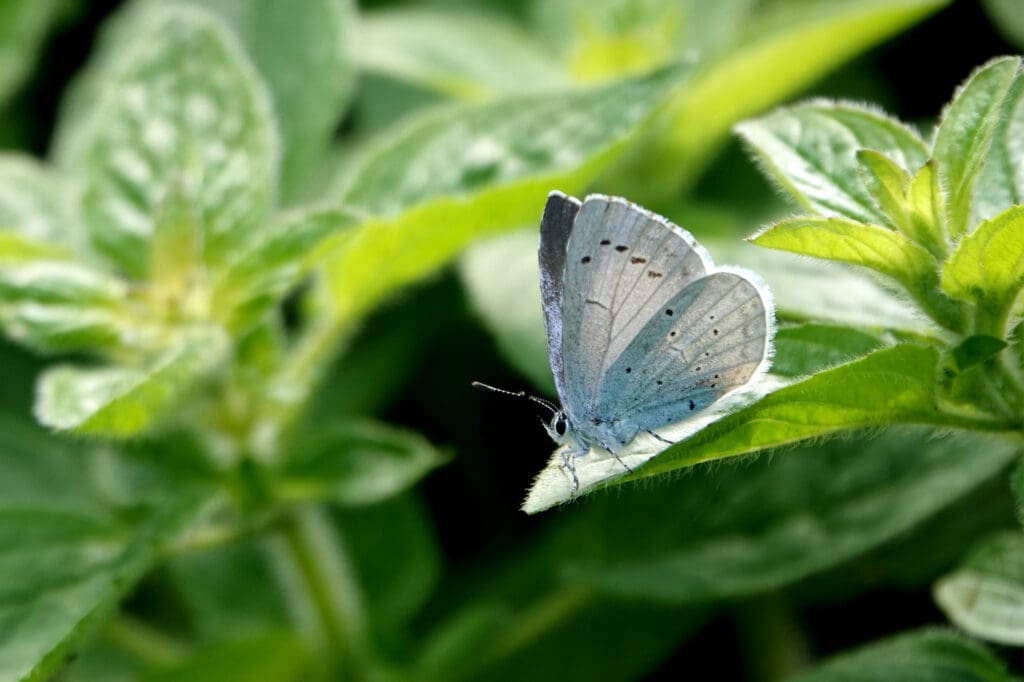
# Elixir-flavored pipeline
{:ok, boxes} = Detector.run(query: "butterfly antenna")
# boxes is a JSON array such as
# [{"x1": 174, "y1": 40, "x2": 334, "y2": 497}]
[{"x1": 471, "y1": 381, "x2": 560, "y2": 416}]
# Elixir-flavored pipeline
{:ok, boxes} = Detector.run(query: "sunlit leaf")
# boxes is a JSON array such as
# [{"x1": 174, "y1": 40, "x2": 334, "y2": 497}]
[
  {"x1": 0, "y1": 154, "x2": 81, "y2": 247},
  {"x1": 941, "y1": 204, "x2": 1024, "y2": 331},
  {"x1": 972, "y1": 70, "x2": 1024, "y2": 227},
  {"x1": 35, "y1": 326, "x2": 230, "y2": 437},
  {"x1": 772, "y1": 324, "x2": 883, "y2": 377},
  {"x1": 325, "y1": 65, "x2": 687, "y2": 326}
]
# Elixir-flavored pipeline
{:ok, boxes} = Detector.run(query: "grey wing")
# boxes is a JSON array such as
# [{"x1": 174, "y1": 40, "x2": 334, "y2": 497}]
[
  {"x1": 538, "y1": 191, "x2": 581, "y2": 404},
  {"x1": 560, "y1": 194, "x2": 711, "y2": 426},
  {"x1": 596, "y1": 271, "x2": 772, "y2": 432}
]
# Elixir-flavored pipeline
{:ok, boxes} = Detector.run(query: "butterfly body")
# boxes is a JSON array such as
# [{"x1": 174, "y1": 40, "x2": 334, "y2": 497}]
[{"x1": 538, "y1": 191, "x2": 773, "y2": 472}]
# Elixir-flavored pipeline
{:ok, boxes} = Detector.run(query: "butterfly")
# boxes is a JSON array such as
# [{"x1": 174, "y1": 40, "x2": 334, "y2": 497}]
[{"x1": 533, "y1": 191, "x2": 774, "y2": 489}]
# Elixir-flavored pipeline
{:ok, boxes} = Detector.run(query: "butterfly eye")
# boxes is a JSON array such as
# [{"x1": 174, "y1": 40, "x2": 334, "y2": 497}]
[{"x1": 555, "y1": 416, "x2": 567, "y2": 436}]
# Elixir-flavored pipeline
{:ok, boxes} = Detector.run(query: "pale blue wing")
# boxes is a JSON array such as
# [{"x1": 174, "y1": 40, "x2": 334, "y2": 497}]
[
  {"x1": 560, "y1": 195, "x2": 711, "y2": 427},
  {"x1": 597, "y1": 271, "x2": 771, "y2": 432},
  {"x1": 538, "y1": 191, "x2": 580, "y2": 405}
]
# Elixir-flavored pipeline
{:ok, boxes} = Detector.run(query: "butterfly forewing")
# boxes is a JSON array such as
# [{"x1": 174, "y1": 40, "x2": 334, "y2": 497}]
[
  {"x1": 597, "y1": 271, "x2": 770, "y2": 433},
  {"x1": 560, "y1": 195, "x2": 710, "y2": 425},
  {"x1": 538, "y1": 191, "x2": 581, "y2": 404}
]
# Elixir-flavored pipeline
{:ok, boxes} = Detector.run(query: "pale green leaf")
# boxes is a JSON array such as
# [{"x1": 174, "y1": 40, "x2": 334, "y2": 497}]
[
  {"x1": 935, "y1": 532, "x2": 1024, "y2": 646},
  {"x1": 790, "y1": 629, "x2": 1009, "y2": 682},
  {"x1": 35, "y1": 326, "x2": 230, "y2": 437},
  {"x1": 907, "y1": 160, "x2": 948, "y2": 257},
  {"x1": 77, "y1": 5, "x2": 277, "y2": 276},
  {"x1": 184, "y1": 0, "x2": 355, "y2": 201},
  {"x1": 0, "y1": 233, "x2": 71, "y2": 264},
  {"x1": 148, "y1": 182, "x2": 203, "y2": 301},
  {"x1": 277, "y1": 420, "x2": 448, "y2": 506},
  {"x1": 621, "y1": 0, "x2": 945, "y2": 199},
  {"x1": 941, "y1": 204, "x2": 1024, "y2": 330},
  {"x1": 0, "y1": 154, "x2": 81, "y2": 247},
  {"x1": 933, "y1": 56, "x2": 1020, "y2": 238},
  {"x1": 0, "y1": 262, "x2": 131, "y2": 353},
  {"x1": 973, "y1": 69, "x2": 1024, "y2": 227},
  {"x1": 632, "y1": 345, "x2": 944, "y2": 478},
  {"x1": 565, "y1": 430, "x2": 1017, "y2": 601},
  {"x1": 325, "y1": 65, "x2": 686, "y2": 325},
  {"x1": 736, "y1": 101, "x2": 929, "y2": 225},
  {"x1": 857, "y1": 148, "x2": 945, "y2": 255},
  {"x1": 357, "y1": 8, "x2": 565, "y2": 100},
  {"x1": 212, "y1": 207, "x2": 357, "y2": 334}
]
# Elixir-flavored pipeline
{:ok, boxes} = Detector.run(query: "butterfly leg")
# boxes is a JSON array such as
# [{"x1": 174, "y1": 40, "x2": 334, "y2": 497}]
[
  {"x1": 561, "y1": 447, "x2": 581, "y2": 495},
  {"x1": 644, "y1": 428, "x2": 674, "y2": 446}
]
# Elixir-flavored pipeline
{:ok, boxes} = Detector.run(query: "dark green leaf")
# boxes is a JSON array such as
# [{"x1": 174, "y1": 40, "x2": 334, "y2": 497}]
[
  {"x1": 142, "y1": 633, "x2": 310, "y2": 682},
  {"x1": 564, "y1": 429, "x2": 1017, "y2": 602},
  {"x1": 278, "y1": 420, "x2": 448, "y2": 507},
  {"x1": 952, "y1": 335, "x2": 1008, "y2": 371},
  {"x1": 772, "y1": 324, "x2": 883, "y2": 377},
  {"x1": 789, "y1": 629, "x2": 1008, "y2": 682}
]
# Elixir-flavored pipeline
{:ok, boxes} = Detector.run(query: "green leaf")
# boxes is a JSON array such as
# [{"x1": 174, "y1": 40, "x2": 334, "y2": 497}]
[
  {"x1": 907, "y1": 160, "x2": 947, "y2": 257},
  {"x1": 941, "y1": 204, "x2": 1024, "y2": 331},
  {"x1": 626, "y1": 0, "x2": 944, "y2": 199},
  {"x1": 0, "y1": 0, "x2": 69, "y2": 109},
  {"x1": 952, "y1": 335, "x2": 1008, "y2": 372},
  {"x1": 985, "y1": 0, "x2": 1024, "y2": 49},
  {"x1": 736, "y1": 101, "x2": 929, "y2": 225},
  {"x1": 1013, "y1": 459, "x2": 1024, "y2": 527},
  {"x1": 0, "y1": 417, "x2": 216, "y2": 682},
  {"x1": 277, "y1": 420, "x2": 448, "y2": 507},
  {"x1": 185, "y1": 0, "x2": 355, "y2": 201},
  {"x1": 751, "y1": 216, "x2": 938, "y2": 301},
  {"x1": 772, "y1": 324, "x2": 883, "y2": 377},
  {"x1": 211, "y1": 207, "x2": 357, "y2": 334},
  {"x1": 142, "y1": 633, "x2": 310, "y2": 682},
  {"x1": 636, "y1": 345, "x2": 945, "y2": 477},
  {"x1": 35, "y1": 326, "x2": 230, "y2": 437},
  {"x1": 76, "y1": 5, "x2": 277, "y2": 277},
  {"x1": 563, "y1": 429, "x2": 1017, "y2": 602},
  {"x1": 789, "y1": 629, "x2": 1009, "y2": 682},
  {"x1": 973, "y1": 70, "x2": 1024, "y2": 227},
  {"x1": 0, "y1": 262, "x2": 131, "y2": 353},
  {"x1": 356, "y1": 7, "x2": 565, "y2": 100},
  {"x1": 933, "y1": 56, "x2": 1020, "y2": 238},
  {"x1": 325, "y1": 65, "x2": 687, "y2": 325},
  {"x1": 525, "y1": 345, "x2": 950, "y2": 512},
  {"x1": 856, "y1": 149, "x2": 912, "y2": 228},
  {"x1": 0, "y1": 154, "x2": 81, "y2": 246},
  {"x1": 935, "y1": 532, "x2": 1024, "y2": 646},
  {"x1": 0, "y1": 233, "x2": 70, "y2": 264}
]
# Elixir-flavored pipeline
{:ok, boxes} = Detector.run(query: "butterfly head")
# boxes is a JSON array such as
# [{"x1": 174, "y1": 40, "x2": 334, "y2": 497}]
[{"x1": 543, "y1": 411, "x2": 572, "y2": 446}]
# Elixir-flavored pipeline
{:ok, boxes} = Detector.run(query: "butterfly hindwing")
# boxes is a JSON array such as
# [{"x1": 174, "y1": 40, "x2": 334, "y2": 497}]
[
  {"x1": 559, "y1": 195, "x2": 711, "y2": 427},
  {"x1": 596, "y1": 271, "x2": 771, "y2": 434}
]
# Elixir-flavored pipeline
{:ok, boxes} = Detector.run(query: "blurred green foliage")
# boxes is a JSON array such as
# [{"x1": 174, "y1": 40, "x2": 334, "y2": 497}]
[{"x1": 0, "y1": 1, "x2": 1021, "y2": 681}]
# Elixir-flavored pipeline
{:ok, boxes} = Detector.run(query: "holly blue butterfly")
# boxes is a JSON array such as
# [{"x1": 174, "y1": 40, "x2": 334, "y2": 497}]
[{"x1": 533, "y1": 190, "x2": 775, "y2": 492}]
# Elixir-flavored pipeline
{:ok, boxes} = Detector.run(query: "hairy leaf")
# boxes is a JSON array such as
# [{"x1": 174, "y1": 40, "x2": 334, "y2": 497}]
[
  {"x1": 933, "y1": 56, "x2": 1019, "y2": 237},
  {"x1": 935, "y1": 532, "x2": 1024, "y2": 646}
]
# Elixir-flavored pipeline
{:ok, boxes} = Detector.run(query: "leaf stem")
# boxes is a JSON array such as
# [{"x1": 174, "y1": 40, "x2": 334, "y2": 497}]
[{"x1": 272, "y1": 503, "x2": 371, "y2": 680}]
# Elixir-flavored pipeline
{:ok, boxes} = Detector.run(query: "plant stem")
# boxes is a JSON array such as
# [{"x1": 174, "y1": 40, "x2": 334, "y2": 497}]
[
  {"x1": 734, "y1": 593, "x2": 811, "y2": 682},
  {"x1": 104, "y1": 612, "x2": 190, "y2": 668},
  {"x1": 272, "y1": 503, "x2": 371, "y2": 680}
]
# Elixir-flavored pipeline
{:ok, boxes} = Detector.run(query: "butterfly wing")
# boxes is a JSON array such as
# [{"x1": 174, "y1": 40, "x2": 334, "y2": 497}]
[
  {"x1": 596, "y1": 270, "x2": 772, "y2": 434},
  {"x1": 538, "y1": 191, "x2": 581, "y2": 404},
  {"x1": 560, "y1": 195, "x2": 712, "y2": 431}
]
